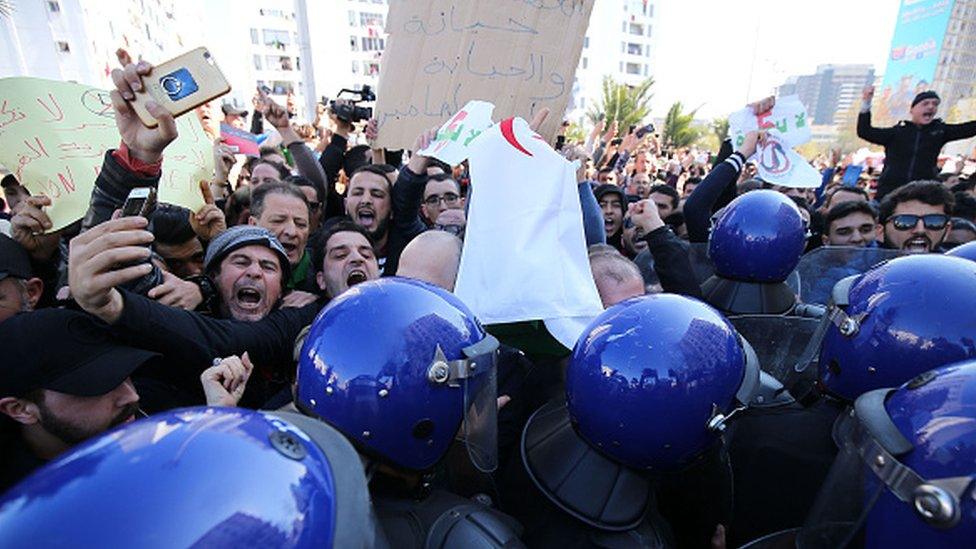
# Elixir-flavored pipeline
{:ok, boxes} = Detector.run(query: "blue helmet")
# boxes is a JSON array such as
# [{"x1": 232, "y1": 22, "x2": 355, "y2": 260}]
[
  {"x1": 566, "y1": 293, "x2": 759, "y2": 472},
  {"x1": 797, "y1": 359, "x2": 976, "y2": 548},
  {"x1": 818, "y1": 254, "x2": 976, "y2": 401},
  {"x1": 708, "y1": 189, "x2": 806, "y2": 283},
  {"x1": 0, "y1": 407, "x2": 380, "y2": 548},
  {"x1": 296, "y1": 277, "x2": 499, "y2": 472},
  {"x1": 946, "y1": 240, "x2": 976, "y2": 262}
]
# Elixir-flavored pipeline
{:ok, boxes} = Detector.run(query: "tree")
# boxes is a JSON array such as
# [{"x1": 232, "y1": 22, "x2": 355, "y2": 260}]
[
  {"x1": 662, "y1": 101, "x2": 700, "y2": 148},
  {"x1": 710, "y1": 117, "x2": 729, "y2": 143},
  {"x1": 586, "y1": 76, "x2": 654, "y2": 129}
]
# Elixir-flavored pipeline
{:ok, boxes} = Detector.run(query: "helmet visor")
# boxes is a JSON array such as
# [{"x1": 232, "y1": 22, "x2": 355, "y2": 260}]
[
  {"x1": 460, "y1": 336, "x2": 499, "y2": 473},
  {"x1": 797, "y1": 413, "x2": 886, "y2": 548}
]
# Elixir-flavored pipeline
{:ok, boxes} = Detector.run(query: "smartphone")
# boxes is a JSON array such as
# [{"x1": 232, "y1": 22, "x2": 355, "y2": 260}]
[
  {"x1": 636, "y1": 123, "x2": 655, "y2": 139},
  {"x1": 130, "y1": 47, "x2": 231, "y2": 128},
  {"x1": 122, "y1": 187, "x2": 158, "y2": 218}
]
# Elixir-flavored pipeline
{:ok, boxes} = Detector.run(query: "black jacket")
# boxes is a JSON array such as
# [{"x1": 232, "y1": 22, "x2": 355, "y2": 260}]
[
  {"x1": 383, "y1": 166, "x2": 429, "y2": 276},
  {"x1": 857, "y1": 112, "x2": 976, "y2": 200}
]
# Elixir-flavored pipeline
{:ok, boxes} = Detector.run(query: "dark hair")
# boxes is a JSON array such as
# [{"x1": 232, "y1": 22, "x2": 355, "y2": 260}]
[
  {"x1": 224, "y1": 187, "x2": 251, "y2": 227},
  {"x1": 825, "y1": 185, "x2": 869, "y2": 208},
  {"x1": 684, "y1": 176, "x2": 702, "y2": 187},
  {"x1": 950, "y1": 178, "x2": 975, "y2": 194},
  {"x1": 259, "y1": 145, "x2": 284, "y2": 160},
  {"x1": 311, "y1": 219, "x2": 375, "y2": 274},
  {"x1": 878, "y1": 181, "x2": 954, "y2": 222},
  {"x1": 952, "y1": 192, "x2": 976, "y2": 222},
  {"x1": 0, "y1": 174, "x2": 18, "y2": 188},
  {"x1": 285, "y1": 174, "x2": 324, "y2": 205},
  {"x1": 343, "y1": 144, "x2": 372, "y2": 176},
  {"x1": 647, "y1": 184, "x2": 680, "y2": 209},
  {"x1": 824, "y1": 200, "x2": 878, "y2": 233},
  {"x1": 348, "y1": 164, "x2": 395, "y2": 192},
  {"x1": 789, "y1": 195, "x2": 811, "y2": 216},
  {"x1": 151, "y1": 204, "x2": 196, "y2": 245},
  {"x1": 249, "y1": 181, "x2": 309, "y2": 219},
  {"x1": 244, "y1": 156, "x2": 291, "y2": 181},
  {"x1": 425, "y1": 173, "x2": 461, "y2": 194}
]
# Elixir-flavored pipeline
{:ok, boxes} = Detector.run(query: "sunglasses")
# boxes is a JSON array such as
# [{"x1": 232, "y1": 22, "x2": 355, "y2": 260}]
[{"x1": 889, "y1": 214, "x2": 949, "y2": 231}]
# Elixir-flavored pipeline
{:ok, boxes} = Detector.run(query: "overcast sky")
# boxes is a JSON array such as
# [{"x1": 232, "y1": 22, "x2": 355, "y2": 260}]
[{"x1": 650, "y1": 0, "x2": 901, "y2": 119}]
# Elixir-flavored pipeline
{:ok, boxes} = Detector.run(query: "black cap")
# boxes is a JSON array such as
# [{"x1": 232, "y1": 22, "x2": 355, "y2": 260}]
[
  {"x1": 911, "y1": 90, "x2": 940, "y2": 108},
  {"x1": 0, "y1": 233, "x2": 32, "y2": 281},
  {"x1": 594, "y1": 184, "x2": 626, "y2": 206},
  {"x1": 0, "y1": 309, "x2": 159, "y2": 398}
]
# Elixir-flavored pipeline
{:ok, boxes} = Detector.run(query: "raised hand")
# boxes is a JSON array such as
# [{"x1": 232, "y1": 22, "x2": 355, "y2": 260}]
[
  {"x1": 200, "y1": 353, "x2": 255, "y2": 407},
  {"x1": 68, "y1": 216, "x2": 155, "y2": 324},
  {"x1": 110, "y1": 50, "x2": 178, "y2": 163},
  {"x1": 189, "y1": 181, "x2": 227, "y2": 241},
  {"x1": 10, "y1": 196, "x2": 59, "y2": 258},
  {"x1": 407, "y1": 126, "x2": 440, "y2": 175}
]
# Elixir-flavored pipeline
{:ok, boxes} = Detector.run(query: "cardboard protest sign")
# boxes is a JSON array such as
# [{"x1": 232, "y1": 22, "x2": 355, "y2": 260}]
[
  {"x1": 455, "y1": 116, "x2": 602, "y2": 348},
  {"x1": 374, "y1": 0, "x2": 594, "y2": 151},
  {"x1": 220, "y1": 123, "x2": 264, "y2": 157},
  {"x1": 417, "y1": 100, "x2": 494, "y2": 165},
  {"x1": 0, "y1": 77, "x2": 213, "y2": 231},
  {"x1": 753, "y1": 135, "x2": 823, "y2": 189},
  {"x1": 729, "y1": 95, "x2": 811, "y2": 150}
]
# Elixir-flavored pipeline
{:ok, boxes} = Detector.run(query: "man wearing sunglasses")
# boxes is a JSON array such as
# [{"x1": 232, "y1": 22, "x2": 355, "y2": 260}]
[{"x1": 878, "y1": 180, "x2": 955, "y2": 253}]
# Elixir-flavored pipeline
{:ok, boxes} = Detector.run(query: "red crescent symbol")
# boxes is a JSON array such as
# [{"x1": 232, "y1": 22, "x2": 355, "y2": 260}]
[{"x1": 500, "y1": 117, "x2": 533, "y2": 157}]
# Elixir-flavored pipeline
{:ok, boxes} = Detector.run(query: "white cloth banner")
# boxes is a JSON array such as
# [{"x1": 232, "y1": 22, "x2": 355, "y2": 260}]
[
  {"x1": 418, "y1": 100, "x2": 495, "y2": 166},
  {"x1": 455, "y1": 117, "x2": 602, "y2": 348}
]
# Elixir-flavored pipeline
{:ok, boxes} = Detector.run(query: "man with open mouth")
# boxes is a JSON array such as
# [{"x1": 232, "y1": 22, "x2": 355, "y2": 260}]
[
  {"x1": 857, "y1": 87, "x2": 976, "y2": 201},
  {"x1": 878, "y1": 180, "x2": 955, "y2": 254},
  {"x1": 0, "y1": 309, "x2": 155, "y2": 492},
  {"x1": 204, "y1": 225, "x2": 291, "y2": 322},
  {"x1": 343, "y1": 164, "x2": 395, "y2": 271},
  {"x1": 311, "y1": 220, "x2": 380, "y2": 299}
]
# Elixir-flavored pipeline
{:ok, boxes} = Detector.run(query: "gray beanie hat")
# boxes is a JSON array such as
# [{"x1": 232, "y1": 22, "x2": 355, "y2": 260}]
[{"x1": 204, "y1": 225, "x2": 291, "y2": 280}]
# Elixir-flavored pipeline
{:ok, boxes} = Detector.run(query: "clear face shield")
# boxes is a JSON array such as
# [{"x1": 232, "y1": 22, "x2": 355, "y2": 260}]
[
  {"x1": 797, "y1": 389, "x2": 973, "y2": 548},
  {"x1": 427, "y1": 334, "x2": 500, "y2": 473}
]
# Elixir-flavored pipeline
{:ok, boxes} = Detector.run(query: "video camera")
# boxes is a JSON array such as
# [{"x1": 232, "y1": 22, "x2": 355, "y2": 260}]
[{"x1": 322, "y1": 85, "x2": 375, "y2": 124}]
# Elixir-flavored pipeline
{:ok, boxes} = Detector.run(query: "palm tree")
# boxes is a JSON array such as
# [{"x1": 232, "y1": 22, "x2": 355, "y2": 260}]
[
  {"x1": 710, "y1": 117, "x2": 729, "y2": 143},
  {"x1": 662, "y1": 102, "x2": 700, "y2": 148},
  {"x1": 0, "y1": 0, "x2": 14, "y2": 17},
  {"x1": 586, "y1": 76, "x2": 654, "y2": 129}
]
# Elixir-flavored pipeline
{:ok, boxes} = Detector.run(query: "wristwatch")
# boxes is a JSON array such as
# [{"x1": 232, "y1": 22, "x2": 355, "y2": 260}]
[{"x1": 187, "y1": 274, "x2": 220, "y2": 314}]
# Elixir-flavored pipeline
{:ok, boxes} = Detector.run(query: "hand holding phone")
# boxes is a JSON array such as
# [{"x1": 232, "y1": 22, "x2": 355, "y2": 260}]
[
  {"x1": 127, "y1": 47, "x2": 231, "y2": 128},
  {"x1": 122, "y1": 187, "x2": 158, "y2": 219}
]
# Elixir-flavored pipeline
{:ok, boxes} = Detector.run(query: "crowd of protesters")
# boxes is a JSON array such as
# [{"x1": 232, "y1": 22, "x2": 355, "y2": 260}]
[{"x1": 2, "y1": 45, "x2": 976, "y2": 549}]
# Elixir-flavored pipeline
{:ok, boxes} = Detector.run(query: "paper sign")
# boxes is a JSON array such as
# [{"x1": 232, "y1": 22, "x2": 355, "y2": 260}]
[
  {"x1": 220, "y1": 123, "x2": 263, "y2": 157},
  {"x1": 417, "y1": 100, "x2": 494, "y2": 165},
  {"x1": 729, "y1": 95, "x2": 812, "y2": 150},
  {"x1": 0, "y1": 77, "x2": 213, "y2": 231},
  {"x1": 374, "y1": 0, "x2": 595, "y2": 150},
  {"x1": 455, "y1": 116, "x2": 603, "y2": 348},
  {"x1": 754, "y1": 135, "x2": 823, "y2": 189}
]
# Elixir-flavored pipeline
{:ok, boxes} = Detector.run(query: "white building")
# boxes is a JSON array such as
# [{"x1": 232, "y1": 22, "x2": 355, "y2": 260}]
[
  {"x1": 305, "y1": 0, "x2": 389, "y2": 101},
  {"x1": 1, "y1": 0, "x2": 207, "y2": 88},
  {"x1": 202, "y1": 0, "x2": 316, "y2": 122},
  {"x1": 567, "y1": 0, "x2": 657, "y2": 122}
]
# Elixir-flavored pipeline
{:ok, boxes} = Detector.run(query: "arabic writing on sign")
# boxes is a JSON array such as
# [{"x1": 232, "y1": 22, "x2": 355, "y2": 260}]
[
  {"x1": 374, "y1": 0, "x2": 593, "y2": 150},
  {"x1": 0, "y1": 77, "x2": 213, "y2": 231}
]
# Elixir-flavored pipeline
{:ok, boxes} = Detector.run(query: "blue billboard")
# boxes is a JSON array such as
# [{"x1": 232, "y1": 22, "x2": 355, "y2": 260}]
[{"x1": 878, "y1": 0, "x2": 954, "y2": 122}]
